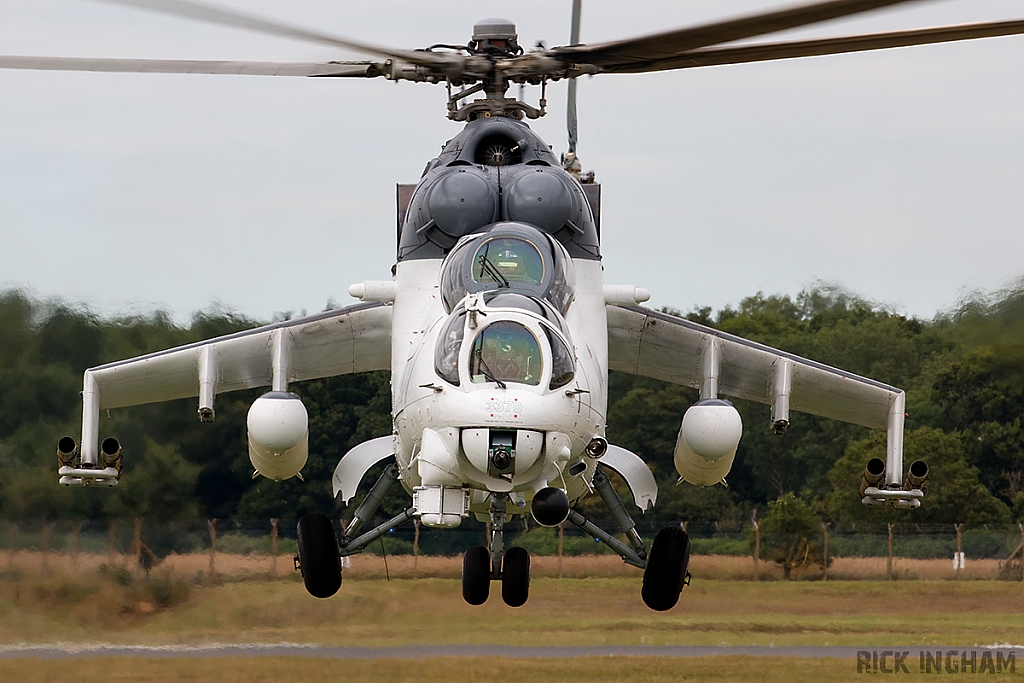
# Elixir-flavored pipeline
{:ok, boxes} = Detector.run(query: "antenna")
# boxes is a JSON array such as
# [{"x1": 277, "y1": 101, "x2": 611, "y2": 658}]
[
  {"x1": 561, "y1": 1, "x2": 593, "y2": 181},
  {"x1": 567, "y1": 0, "x2": 581, "y2": 158}
]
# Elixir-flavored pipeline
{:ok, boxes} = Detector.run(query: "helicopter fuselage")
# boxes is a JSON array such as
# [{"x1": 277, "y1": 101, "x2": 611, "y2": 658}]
[{"x1": 361, "y1": 116, "x2": 617, "y2": 527}]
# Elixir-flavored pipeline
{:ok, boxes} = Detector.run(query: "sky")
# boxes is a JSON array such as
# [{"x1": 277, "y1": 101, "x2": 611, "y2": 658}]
[{"x1": 1, "y1": 0, "x2": 1023, "y2": 325}]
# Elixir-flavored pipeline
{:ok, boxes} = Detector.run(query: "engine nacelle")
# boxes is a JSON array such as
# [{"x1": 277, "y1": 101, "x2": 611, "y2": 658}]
[
  {"x1": 247, "y1": 391, "x2": 309, "y2": 481},
  {"x1": 674, "y1": 399, "x2": 743, "y2": 486}
]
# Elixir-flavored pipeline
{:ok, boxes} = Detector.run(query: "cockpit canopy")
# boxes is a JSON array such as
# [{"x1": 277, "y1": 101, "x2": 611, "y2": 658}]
[
  {"x1": 433, "y1": 301, "x2": 575, "y2": 391},
  {"x1": 440, "y1": 223, "x2": 576, "y2": 315}
]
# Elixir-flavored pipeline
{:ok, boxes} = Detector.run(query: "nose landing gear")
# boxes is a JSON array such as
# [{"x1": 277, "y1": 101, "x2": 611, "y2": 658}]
[{"x1": 461, "y1": 493, "x2": 532, "y2": 607}]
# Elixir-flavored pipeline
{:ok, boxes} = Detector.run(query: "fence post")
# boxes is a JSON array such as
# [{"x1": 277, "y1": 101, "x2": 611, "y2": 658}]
[
  {"x1": 955, "y1": 523, "x2": 964, "y2": 580},
  {"x1": 557, "y1": 521, "x2": 565, "y2": 579},
  {"x1": 1020, "y1": 523, "x2": 1024, "y2": 582},
  {"x1": 752, "y1": 517, "x2": 761, "y2": 581},
  {"x1": 6, "y1": 522, "x2": 13, "y2": 569},
  {"x1": 41, "y1": 521, "x2": 51, "y2": 571},
  {"x1": 270, "y1": 518, "x2": 279, "y2": 577},
  {"x1": 108, "y1": 520, "x2": 118, "y2": 565},
  {"x1": 132, "y1": 518, "x2": 143, "y2": 570},
  {"x1": 208, "y1": 519, "x2": 217, "y2": 580},
  {"x1": 413, "y1": 519, "x2": 420, "y2": 572},
  {"x1": 886, "y1": 523, "x2": 894, "y2": 581},
  {"x1": 822, "y1": 522, "x2": 830, "y2": 582},
  {"x1": 71, "y1": 521, "x2": 81, "y2": 571}
]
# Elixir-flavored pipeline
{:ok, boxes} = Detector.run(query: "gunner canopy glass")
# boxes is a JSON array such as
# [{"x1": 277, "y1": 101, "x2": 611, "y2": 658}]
[{"x1": 469, "y1": 321, "x2": 541, "y2": 386}]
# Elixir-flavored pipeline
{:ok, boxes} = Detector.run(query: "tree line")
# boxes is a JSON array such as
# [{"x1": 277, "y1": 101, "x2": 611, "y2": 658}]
[{"x1": 1, "y1": 282, "x2": 1022, "y2": 529}]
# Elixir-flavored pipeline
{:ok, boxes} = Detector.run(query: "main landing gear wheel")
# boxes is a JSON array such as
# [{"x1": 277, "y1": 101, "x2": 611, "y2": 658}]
[
  {"x1": 641, "y1": 527, "x2": 691, "y2": 612},
  {"x1": 501, "y1": 546, "x2": 530, "y2": 607},
  {"x1": 296, "y1": 513, "x2": 342, "y2": 599},
  {"x1": 462, "y1": 545, "x2": 491, "y2": 605}
]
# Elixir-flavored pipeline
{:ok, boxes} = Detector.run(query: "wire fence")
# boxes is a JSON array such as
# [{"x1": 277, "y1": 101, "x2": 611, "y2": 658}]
[{"x1": 2, "y1": 518, "x2": 1022, "y2": 582}]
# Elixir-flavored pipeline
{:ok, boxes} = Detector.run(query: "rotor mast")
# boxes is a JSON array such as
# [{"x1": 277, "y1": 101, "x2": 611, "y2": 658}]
[{"x1": 445, "y1": 18, "x2": 549, "y2": 122}]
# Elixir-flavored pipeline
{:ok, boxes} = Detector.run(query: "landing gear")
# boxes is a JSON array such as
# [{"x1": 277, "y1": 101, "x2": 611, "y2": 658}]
[
  {"x1": 462, "y1": 545, "x2": 491, "y2": 605},
  {"x1": 566, "y1": 466, "x2": 693, "y2": 611},
  {"x1": 501, "y1": 546, "x2": 530, "y2": 607},
  {"x1": 641, "y1": 527, "x2": 691, "y2": 612},
  {"x1": 461, "y1": 493, "x2": 532, "y2": 607},
  {"x1": 296, "y1": 463, "x2": 416, "y2": 600},
  {"x1": 296, "y1": 513, "x2": 342, "y2": 599}
]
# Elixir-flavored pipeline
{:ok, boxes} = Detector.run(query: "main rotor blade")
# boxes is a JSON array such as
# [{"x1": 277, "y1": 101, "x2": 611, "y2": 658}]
[
  {"x1": 0, "y1": 55, "x2": 381, "y2": 77},
  {"x1": 620, "y1": 18, "x2": 1024, "y2": 73},
  {"x1": 550, "y1": 0, "x2": 920, "y2": 69},
  {"x1": 92, "y1": 0, "x2": 455, "y2": 69}
]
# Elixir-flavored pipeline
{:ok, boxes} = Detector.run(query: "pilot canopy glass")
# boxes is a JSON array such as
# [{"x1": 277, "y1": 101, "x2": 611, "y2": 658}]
[
  {"x1": 440, "y1": 224, "x2": 576, "y2": 315},
  {"x1": 472, "y1": 237, "x2": 544, "y2": 286}
]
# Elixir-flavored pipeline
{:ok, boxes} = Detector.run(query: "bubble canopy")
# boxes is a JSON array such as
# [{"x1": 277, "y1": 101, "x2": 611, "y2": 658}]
[
  {"x1": 433, "y1": 300, "x2": 576, "y2": 391},
  {"x1": 440, "y1": 223, "x2": 576, "y2": 315}
]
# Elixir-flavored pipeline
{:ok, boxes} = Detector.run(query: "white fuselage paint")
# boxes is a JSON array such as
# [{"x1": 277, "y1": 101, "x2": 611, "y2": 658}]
[{"x1": 388, "y1": 257, "x2": 608, "y2": 517}]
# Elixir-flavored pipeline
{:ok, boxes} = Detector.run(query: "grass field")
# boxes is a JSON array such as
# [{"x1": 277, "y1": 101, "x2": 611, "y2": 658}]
[
  {"x1": 0, "y1": 656, "x2": 1018, "y2": 682},
  {"x1": 3, "y1": 554, "x2": 1022, "y2": 683},
  {"x1": 4, "y1": 548, "x2": 1015, "y2": 581},
  {"x1": 2, "y1": 567, "x2": 1023, "y2": 647}
]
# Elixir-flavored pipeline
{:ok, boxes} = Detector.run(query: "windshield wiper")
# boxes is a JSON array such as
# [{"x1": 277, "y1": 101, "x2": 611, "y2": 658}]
[
  {"x1": 472, "y1": 347, "x2": 506, "y2": 389},
  {"x1": 477, "y1": 245, "x2": 510, "y2": 288}
]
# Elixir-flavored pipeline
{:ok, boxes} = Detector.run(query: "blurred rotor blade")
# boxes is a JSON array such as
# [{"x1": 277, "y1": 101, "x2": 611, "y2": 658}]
[
  {"x1": 0, "y1": 55, "x2": 382, "y2": 77},
  {"x1": 92, "y1": 0, "x2": 455, "y2": 68},
  {"x1": 622, "y1": 18, "x2": 1024, "y2": 73},
  {"x1": 550, "y1": 0, "x2": 919, "y2": 69},
  {"x1": 566, "y1": 0, "x2": 582, "y2": 156}
]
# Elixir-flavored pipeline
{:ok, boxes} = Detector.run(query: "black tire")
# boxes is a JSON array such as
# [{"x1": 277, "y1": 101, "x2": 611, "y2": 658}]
[
  {"x1": 296, "y1": 513, "x2": 342, "y2": 599},
  {"x1": 501, "y1": 546, "x2": 531, "y2": 608},
  {"x1": 462, "y1": 545, "x2": 491, "y2": 605},
  {"x1": 641, "y1": 527, "x2": 691, "y2": 611}
]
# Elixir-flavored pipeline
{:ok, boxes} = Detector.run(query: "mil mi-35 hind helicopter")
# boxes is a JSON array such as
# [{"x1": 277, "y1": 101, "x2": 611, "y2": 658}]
[{"x1": 6, "y1": 0, "x2": 1023, "y2": 610}]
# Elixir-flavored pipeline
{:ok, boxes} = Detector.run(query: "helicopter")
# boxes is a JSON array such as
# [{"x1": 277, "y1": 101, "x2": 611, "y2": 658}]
[{"x1": 6, "y1": 0, "x2": 1022, "y2": 610}]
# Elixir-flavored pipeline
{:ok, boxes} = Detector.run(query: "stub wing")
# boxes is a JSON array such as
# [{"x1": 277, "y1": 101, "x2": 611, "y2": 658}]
[
  {"x1": 74, "y1": 302, "x2": 392, "y2": 466},
  {"x1": 606, "y1": 305, "x2": 907, "y2": 490}
]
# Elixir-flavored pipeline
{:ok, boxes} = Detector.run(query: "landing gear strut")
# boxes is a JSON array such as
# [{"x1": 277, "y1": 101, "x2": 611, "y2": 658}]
[
  {"x1": 566, "y1": 467, "x2": 692, "y2": 611},
  {"x1": 295, "y1": 463, "x2": 415, "y2": 599},
  {"x1": 461, "y1": 492, "x2": 531, "y2": 607}
]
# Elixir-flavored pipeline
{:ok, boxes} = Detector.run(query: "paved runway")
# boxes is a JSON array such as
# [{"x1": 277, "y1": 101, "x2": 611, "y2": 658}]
[{"x1": 1, "y1": 643, "x2": 1021, "y2": 660}]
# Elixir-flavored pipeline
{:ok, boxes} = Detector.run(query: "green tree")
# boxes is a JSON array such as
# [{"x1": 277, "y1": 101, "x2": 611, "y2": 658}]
[{"x1": 759, "y1": 492, "x2": 824, "y2": 579}]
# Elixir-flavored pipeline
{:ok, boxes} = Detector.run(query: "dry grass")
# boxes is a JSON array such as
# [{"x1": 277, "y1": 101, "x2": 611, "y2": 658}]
[
  {"x1": 3, "y1": 568, "x2": 1024, "y2": 647},
  {"x1": 3, "y1": 549, "x2": 1013, "y2": 582},
  {"x1": 3, "y1": 656, "x2": 1004, "y2": 683}
]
